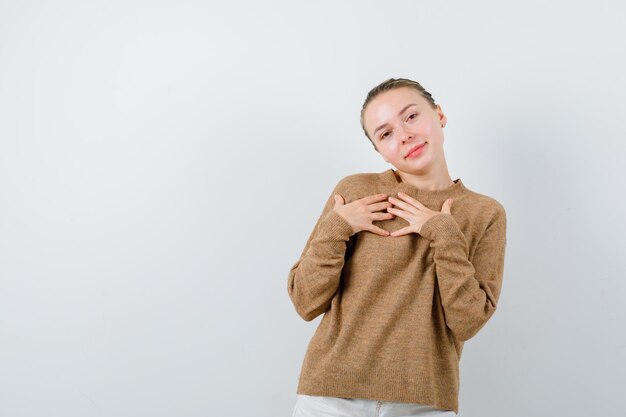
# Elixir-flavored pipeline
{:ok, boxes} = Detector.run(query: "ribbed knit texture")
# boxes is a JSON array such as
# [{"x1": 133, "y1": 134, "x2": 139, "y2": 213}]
[{"x1": 287, "y1": 169, "x2": 507, "y2": 415}]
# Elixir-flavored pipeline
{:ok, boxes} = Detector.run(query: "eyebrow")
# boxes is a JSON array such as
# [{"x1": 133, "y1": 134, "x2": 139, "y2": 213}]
[{"x1": 372, "y1": 104, "x2": 418, "y2": 138}]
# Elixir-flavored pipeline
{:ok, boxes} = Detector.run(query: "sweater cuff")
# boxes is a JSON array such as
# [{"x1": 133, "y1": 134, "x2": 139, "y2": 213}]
[
  {"x1": 317, "y1": 209, "x2": 355, "y2": 240},
  {"x1": 419, "y1": 213, "x2": 460, "y2": 241}
]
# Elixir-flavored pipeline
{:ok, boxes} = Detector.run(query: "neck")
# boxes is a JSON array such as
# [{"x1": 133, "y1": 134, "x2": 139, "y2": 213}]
[{"x1": 394, "y1": 169, "x2": 454, "y2": 191}]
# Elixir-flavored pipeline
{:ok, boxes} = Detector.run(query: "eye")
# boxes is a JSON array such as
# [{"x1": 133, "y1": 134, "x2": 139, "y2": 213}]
[
  {"x1": 407, "y1": 113, "x2": 418, "y2": 121},
  {"x1": 380, "y1": 131, "x2": 391, "y2": 140}
]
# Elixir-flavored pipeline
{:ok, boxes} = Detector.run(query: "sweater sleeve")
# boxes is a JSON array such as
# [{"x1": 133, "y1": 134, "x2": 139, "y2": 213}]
[
  {"x1": 287, "y1": 179, "x2": 356, "y2": 321},
  {"x1": 419, "y1": 204, "x2": 507, "y2": 342}
]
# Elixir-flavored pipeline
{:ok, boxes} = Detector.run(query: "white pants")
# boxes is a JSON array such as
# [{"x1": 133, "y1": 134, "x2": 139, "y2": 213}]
[{"x1": 292, "y1": 394, "x2": 457, "y2": 417}]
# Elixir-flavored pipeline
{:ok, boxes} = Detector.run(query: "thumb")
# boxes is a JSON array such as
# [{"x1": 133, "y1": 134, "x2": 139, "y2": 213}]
[
  {"x1": 441, "y1": 198, "x2": 453, "y2": 214},
  {"x1": 334, "y1": 194, "x2": 344, "y2": 207}
]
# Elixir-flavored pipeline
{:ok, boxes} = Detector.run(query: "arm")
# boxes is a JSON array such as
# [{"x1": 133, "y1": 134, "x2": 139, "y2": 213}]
[
  {"x1": 419, "y1": 203, "x2": 507, "y2": 342},
  {"x1": 287, "y1": 179, "x2": 355, "y2": 321}
]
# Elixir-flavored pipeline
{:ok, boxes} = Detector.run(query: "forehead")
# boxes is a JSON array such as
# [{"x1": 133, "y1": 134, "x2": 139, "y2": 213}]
[{"x1": 364, "y1": 87, "x2": 428, "y2": 130}]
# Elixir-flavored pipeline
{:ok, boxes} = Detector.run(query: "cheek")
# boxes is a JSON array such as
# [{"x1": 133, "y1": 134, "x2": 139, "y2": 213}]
[
  {"x1": 385, "y1": 141, "x2": 400, "y2": 155},
  {"x1": 379, "y1": 144, "x2": 397, "y2": 161},
  {"x1": 420, "y1": 122, "x2": 433, "y2": 136}
]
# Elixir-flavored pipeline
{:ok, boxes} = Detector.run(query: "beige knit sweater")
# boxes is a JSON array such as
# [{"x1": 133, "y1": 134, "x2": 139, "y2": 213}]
[{"x1": 287, "y1": 168, "x2": 507, "y2": 414}]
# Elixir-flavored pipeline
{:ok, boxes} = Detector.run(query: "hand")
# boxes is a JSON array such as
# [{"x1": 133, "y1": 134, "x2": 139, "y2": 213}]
[
  {"x1": 333, "y1": 193, "x2": 395, "y2": 236},
  {"x1": 387, "y1": 193, "x2": 454, "y2": 237}
]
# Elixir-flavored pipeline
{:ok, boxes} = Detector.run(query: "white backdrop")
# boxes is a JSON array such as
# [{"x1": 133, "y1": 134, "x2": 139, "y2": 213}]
[{"x1": 1, "y1": 1, "x2": 624, "y2": 416}]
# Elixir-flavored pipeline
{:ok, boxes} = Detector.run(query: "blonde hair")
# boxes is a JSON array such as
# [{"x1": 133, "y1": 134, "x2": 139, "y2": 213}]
[{"x1": 360, "y1": 78, "x2": 438, "y2": 147}]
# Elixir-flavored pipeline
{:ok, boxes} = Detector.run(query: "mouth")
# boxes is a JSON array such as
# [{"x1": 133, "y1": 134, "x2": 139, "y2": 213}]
[{"x1": 405, "y1": 143, "x2": 426, "y2": 159}]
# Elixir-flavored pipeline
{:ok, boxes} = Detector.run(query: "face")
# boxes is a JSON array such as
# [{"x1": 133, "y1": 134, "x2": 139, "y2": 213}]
[{"x1": 363, "y1": 87, "x2": 448, "y2": 175}]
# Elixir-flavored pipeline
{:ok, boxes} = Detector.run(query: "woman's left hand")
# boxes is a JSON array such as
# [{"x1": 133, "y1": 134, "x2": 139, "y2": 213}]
[{"x1": 387, "y1": 193, "x2": 454, "y2": 237}]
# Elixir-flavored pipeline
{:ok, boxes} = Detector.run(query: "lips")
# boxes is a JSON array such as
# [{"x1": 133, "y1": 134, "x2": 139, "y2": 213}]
[{"x1": 405, "y1": 143, "x2": 425, "y2": 158}]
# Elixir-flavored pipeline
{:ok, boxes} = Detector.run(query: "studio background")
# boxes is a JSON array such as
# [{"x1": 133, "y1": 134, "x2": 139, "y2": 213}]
[{"x1": 1, "y1": 1, "x2": 624, "y2": 416}]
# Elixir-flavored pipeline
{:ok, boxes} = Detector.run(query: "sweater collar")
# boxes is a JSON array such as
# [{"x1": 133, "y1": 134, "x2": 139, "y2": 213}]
[{"x1": 381, "y1": 168, "x2": 468, "y2": 202}]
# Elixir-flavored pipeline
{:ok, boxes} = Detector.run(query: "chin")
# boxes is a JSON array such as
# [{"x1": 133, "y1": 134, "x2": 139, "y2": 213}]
[{"x1": 403, "y1": 160, "x2": 432, "y2": 173}]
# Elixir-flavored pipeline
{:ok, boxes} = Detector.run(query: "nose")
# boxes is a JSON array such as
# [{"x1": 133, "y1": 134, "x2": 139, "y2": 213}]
[{"x1": 399, "y1": 125, "x2": 414, "y2": 143}]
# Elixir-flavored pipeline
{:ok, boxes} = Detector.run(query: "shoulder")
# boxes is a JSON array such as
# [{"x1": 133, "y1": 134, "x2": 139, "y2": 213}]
[
  {"x1": 458, "y1": 186, "x2": 507, "y2": 238},
  {"x1": 461, "y1": 186, "x2": 506, "y2": 218},
  {"x1": 333, "y1": 171, "x2": 381, "y2": 192},
  {"x1": 326, "y1": 171, "x2": 384, "y2": 205}
]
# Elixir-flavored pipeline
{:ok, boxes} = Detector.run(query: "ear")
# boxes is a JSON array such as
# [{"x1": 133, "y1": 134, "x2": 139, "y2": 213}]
[{"x1": 437, "y1": 104, "x2": 447, "y2": 128}]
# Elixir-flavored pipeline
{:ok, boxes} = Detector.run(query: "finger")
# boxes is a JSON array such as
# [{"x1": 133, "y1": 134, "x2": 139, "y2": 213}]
[
  {"x1": 388, "y1": 196, "x2": 419, "y2": 214},
  {"x1": 359, "y1": 193, "x2": 389, "y2": 204},
  {"x1": 386, "y1": 206, "x2": 407, "y2": 219},
  {"x1": 369, "y1": 201, "x2": 394, "y2": 212},
  {"x1": 333, "y1": 194, "x2": 344, "y2": 207},
  {"x1": 389, "y1": 226, "x2": 413, "y2": 237},
  {"x1": 395, "y1": 192, "x2": 428, "y2": 210},
  {"x1": 441, "y1": 198, "x2": 453, "y2": 214},
  {"x1": 366, "y1": 225, "x2": 391, "y2": 236},
  {"x1": 372, "y1": 212, "x2": 395, "y2": 221}
]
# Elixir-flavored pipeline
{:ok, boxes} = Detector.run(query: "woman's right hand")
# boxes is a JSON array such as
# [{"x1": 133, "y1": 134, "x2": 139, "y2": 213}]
[{"x1": 333, "y1": 193, "x2": 395, "y2": 236}]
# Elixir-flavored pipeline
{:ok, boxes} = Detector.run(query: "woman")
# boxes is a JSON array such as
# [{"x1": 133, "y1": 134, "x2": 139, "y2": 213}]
[{"x1": 287, "y1": 78, "x2": 507, "y2": 416}]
